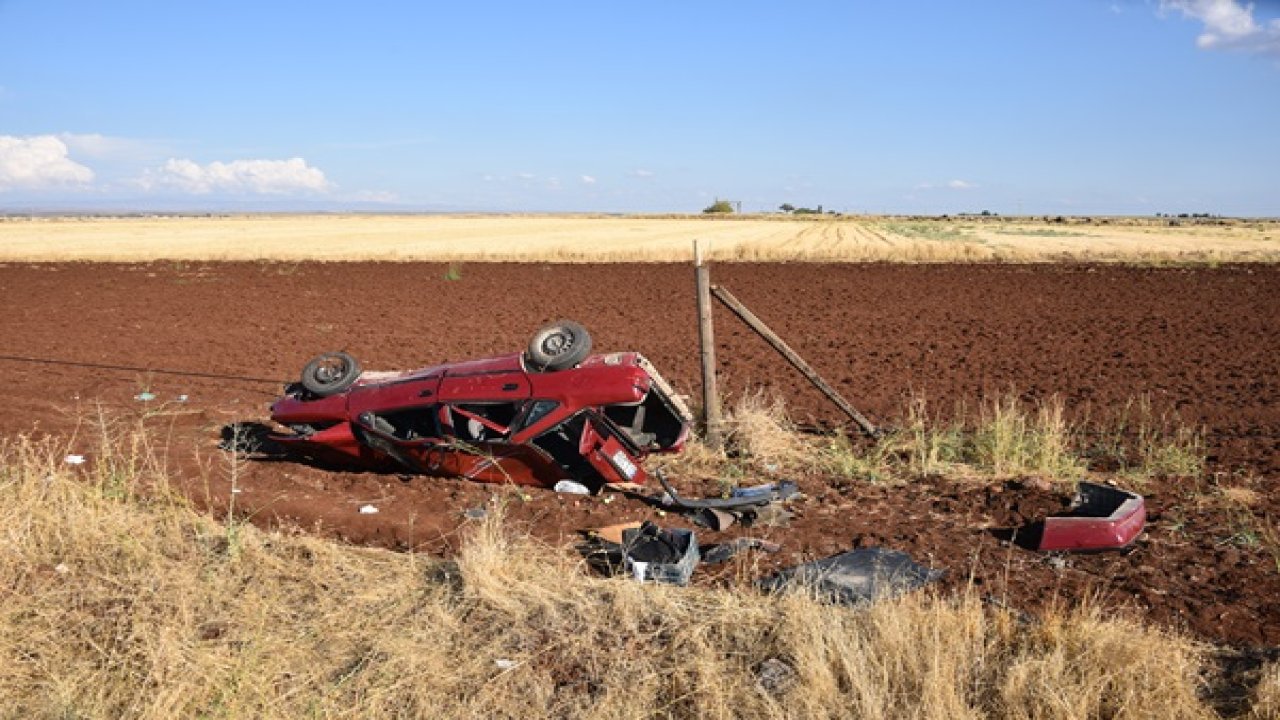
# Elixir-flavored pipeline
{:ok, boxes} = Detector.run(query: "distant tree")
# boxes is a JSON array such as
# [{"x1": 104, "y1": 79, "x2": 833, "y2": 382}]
[
  {"x1": 703, "y1": 199, "x2": 734, "y2": 214},
  {"x1": 779, "y1": 203, "x2": 795, "y2": 213}
]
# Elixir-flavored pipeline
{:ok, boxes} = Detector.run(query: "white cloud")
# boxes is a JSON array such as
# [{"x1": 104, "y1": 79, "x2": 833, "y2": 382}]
[
  {"x1": 915, "y1": 179, "x2": 977, "y2": 190},
  {"x1": 139, "y1": 157, "x2": 328, "y2": 195},
  {"x1": 0, "y1": 135, "x2": 95, "y2": 190},
  {"x1": 58, "y1": 133, "x2": 136, "y2": 159},
  {"x1": 1160, "y1": 0, "x2": 1280, "y2": 55},
  {"x1": 580, "y1": 175, "x2": 597, "y2": 184},
  {"x1": 629, "y1": 169, "x2": 655, "y2": 178}
]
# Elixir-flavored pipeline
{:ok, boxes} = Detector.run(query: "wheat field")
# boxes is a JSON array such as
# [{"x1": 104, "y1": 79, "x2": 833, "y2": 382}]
[{"x1": 1, "y1": 214, "x2": 1276, "y2": 263}]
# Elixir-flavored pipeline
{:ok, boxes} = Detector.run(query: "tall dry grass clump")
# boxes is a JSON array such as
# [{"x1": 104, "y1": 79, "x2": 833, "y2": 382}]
[
  {"x1": 724, "y1": 391, "x2": 811, "y2": 472},
  {"x1": 970, "y1": 394, "x2": 1084, "y2": 480},
  {"x1": 1252, "y1": 662, "x2": 1280, "y2": 719},
  {"x1": 0, "y1": 416, "x2": 1236, "y2": 718},
  {"x1": 1080, "y1": 395, "x2": 1205, "y2": 482}
]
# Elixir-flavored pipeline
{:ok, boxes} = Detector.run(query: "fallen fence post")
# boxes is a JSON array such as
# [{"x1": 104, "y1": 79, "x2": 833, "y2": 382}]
[
  {"x1": 711, "y1": 284, "x2": 878, "y2": 437},
  {"x1": 695, "y1": 241, "x2": 724, "y2": 449}
]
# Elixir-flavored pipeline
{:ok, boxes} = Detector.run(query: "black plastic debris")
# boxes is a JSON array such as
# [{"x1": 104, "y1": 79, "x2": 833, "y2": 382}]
[
  {"x1": 759, "y1": 547, "x2": 944, "y2": 605},
  {"x1": 701, "y1": 538, "x2": 782, "y2": 565},
  {"x1": 691, "y1": 508, "x2": 738, "y2": 531}
]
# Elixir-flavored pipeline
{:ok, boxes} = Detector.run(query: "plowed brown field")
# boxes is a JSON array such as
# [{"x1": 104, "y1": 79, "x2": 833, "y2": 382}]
[{"x1": 2, "y1": 261, "x2": 1278, "y2": 646}]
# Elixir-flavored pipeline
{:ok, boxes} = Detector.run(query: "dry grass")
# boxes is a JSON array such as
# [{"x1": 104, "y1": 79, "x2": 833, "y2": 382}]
[
  {"x1": 724, "y1": 391, "x2": 811, "y2": 472},
  {"x1": 1253, "y1": 662, "x2": 1280, "y2": 719},
  {"x1": 969, "y1": 394, "x2": 1084, "y2": 480},
  {"x1": 1, "y1": 214, "x2": 1277, "y2": 263},
  {"x1": 690, "y1": 390, "x2": 1197, "y2": 488},
  {"x1": 0, "y1": 416, "x2": 1237, "y2": 719}
]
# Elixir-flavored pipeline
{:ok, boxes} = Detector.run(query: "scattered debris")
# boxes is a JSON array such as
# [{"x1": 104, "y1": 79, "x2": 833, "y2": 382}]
[
  {"x1": 692, "y1": 507, "x2": 738, "y2": 531},
  {"x1": 755, "y1": 658, "x2": 797, "y2": 698},
  {"x1": 732, "y1": 482, "x2": 795, "y2": 501},
  {"x1": 759, "y1": 547, "x2": 944, "y2": 605},
  {"x1": 701, "y1": 538, "x2": 782, "y2": 565},
  {"x1": 653, "y1": 472, "x2": 797, "y2": 531},
  {"x1": 249, "y1": 323, "x2": 1136, "y2": 609},
  {"x1": 742, "y1": 503, "x2": 793, "y2": 528},
  {"x1": 553, "y1": 479, "x2": 591, "y2": 495},
  {"x1": 587, "y1": 520, "x2": 643, "y2": 545},
  {"x1": 654, "y1": 470, "x2": 798, "y2": 511}
]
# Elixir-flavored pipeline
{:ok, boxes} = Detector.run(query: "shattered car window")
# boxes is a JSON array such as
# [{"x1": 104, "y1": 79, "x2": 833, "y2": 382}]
[
  {"x1": 522, "y1": 399, "x2": 560, "y2": 429},
  {"x1": 530, "y1": 412, "x2": 596, "y2": 482}
]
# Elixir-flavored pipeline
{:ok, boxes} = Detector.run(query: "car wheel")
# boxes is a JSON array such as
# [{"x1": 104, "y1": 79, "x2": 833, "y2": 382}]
[
  {"x1": 300, "y1": 351, "x2": 362, "y2": 397},
  {"x1": 526, "y1": 320, "x2": 592, "y2": 372}
]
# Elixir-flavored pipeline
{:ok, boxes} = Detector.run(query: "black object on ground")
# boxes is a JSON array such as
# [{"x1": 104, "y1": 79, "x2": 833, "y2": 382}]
[
  {"x1": 701, "y1": 538, "x2": 782, "y2": 565},
  {"x1": 622, "y1": 522, "x2": 700, "y2": 585},
  {"x1": 759, "y1": 547, "x2": 944, "y2": 605}
]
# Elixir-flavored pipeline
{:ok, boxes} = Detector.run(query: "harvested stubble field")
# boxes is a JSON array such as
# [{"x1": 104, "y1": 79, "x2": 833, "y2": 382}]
[
  {"x1": 1, "y1": 213, "x2": 1278, "y2": 263},
  {"x1": 2, "y1": 219, "x2": 1280, "y2": 717}
]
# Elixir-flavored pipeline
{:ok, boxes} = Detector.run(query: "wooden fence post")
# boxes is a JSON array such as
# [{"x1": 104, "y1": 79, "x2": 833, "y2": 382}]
[{"x1": 694, "y1": 241, "x2": 724, "y2": 449}]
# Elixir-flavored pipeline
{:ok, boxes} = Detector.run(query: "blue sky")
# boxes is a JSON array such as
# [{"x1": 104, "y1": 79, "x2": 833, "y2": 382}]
[{"x1": 1, "y1": 0, "x2": 1278, "y2": 215}]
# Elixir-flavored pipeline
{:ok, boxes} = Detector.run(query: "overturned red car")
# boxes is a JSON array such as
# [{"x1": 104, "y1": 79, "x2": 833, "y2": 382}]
[{"x1": 268, "y1": 321, "x2": 693, "y2": 490}]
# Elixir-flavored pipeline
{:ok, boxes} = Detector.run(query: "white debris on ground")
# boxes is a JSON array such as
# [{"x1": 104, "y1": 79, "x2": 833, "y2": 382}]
[{"x1": 553, "y1": 480, "x2": 591, "y2": 495}]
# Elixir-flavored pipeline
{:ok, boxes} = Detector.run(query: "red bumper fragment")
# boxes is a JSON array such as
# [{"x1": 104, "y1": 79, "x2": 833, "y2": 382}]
[{"x1": 1037, "y1": 482, "x2": 1146, "y2": 552}]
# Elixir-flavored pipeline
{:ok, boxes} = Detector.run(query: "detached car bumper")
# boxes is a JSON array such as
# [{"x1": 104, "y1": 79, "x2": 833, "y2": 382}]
[{"x1": 1037, "y1": 482, "x2": 1146, "y2": 552}]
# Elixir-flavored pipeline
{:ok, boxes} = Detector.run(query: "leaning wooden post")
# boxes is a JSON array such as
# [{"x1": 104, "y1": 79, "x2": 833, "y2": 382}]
[
  {"x1": 711, "y1": 284, "x2": 879, "y2": 437},
  {"x1": 694, "y1": 241, "x2": 724, "y2": 449}
]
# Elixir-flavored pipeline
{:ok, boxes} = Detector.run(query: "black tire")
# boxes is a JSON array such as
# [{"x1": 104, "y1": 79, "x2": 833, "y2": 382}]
[
  {"x1": 300, "y1": 351, "x2": 362, "y2": 397},
  {"x1": 526, "y1": 320, "x2": 592, "y2": 372}
]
